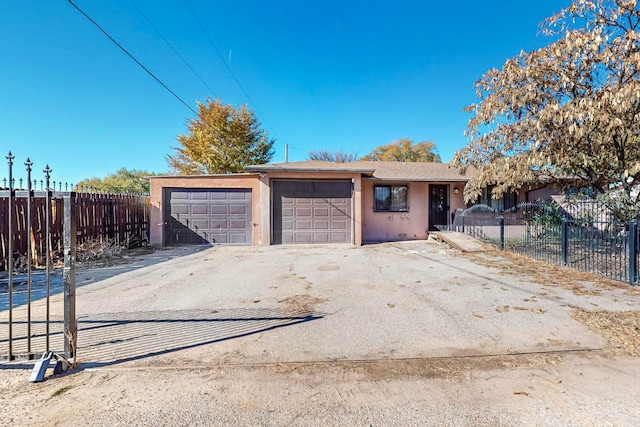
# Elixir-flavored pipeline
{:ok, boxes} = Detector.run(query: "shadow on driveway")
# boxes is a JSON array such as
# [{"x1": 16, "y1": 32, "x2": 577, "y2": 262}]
[
  {"x1": 76, "y1": 307, "x2": 323, "y2": 368},
  {"x1": 1, "y1": 307, "x2": 323, "y2": 368}
]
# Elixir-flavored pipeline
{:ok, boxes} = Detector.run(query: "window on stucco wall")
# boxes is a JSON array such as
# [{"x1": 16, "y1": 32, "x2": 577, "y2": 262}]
[
  {"x1": 470, "y1": 185, "x2": 518, "y2": 211},
  {"x1": 374, "y1": 185, "x2": 409, "y2": 212}
]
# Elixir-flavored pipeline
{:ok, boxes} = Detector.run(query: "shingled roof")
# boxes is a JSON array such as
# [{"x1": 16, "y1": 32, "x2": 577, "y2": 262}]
[{"x1": 246, "y1": 160, "x2": 475, "y2": 182}]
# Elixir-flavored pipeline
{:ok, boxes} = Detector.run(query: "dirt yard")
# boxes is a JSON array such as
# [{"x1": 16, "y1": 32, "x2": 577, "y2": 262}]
[{"x1": 1, "y1": 241, "x2": 640, "y2": 426}]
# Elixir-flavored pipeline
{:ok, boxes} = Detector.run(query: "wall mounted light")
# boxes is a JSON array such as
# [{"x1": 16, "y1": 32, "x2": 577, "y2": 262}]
[{"x1": 453, "y1": 187, "x2": 459, "y2": 195}]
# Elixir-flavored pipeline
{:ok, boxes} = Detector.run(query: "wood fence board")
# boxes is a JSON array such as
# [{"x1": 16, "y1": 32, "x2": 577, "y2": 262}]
[{"x1": 0, "y1": 193, "x2": 149, "y2": 270}]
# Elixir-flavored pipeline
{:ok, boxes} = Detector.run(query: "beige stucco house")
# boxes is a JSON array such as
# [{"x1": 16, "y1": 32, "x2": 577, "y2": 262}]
[{"x1": 148, "y1": 160, "x2": 478, "y2": 247}]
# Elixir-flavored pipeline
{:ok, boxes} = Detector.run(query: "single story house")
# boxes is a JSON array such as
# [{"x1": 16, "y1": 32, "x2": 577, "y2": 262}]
[{"x1": 147, "y1": 160, "x2": 558, "y2": 247}]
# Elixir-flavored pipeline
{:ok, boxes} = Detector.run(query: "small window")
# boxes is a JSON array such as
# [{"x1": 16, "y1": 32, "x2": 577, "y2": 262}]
[
  {"x1": 471, "y1": 185, "x2": 517, "y2": 211},
  {"x1": 374, "y1": 185, "x2": 408, "y2": 212}
]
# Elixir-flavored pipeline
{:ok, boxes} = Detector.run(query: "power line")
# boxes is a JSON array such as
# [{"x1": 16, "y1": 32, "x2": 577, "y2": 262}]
[
  {"x1": 68, "y1": 0, "x2": 200, "y2": 119},
  {"x1": 128, "y1": 0, "x2": 218, "y2": 99},
  {"x1": 182, "y1": 0, "x2": 284, "y2": 143}
]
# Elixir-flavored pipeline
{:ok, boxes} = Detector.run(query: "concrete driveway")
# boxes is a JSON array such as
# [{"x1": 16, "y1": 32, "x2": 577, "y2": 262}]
[
  {"x1": 69, "y1": 240, "x2": 635, "y2": 365},
  {"x1": 3, "y1": 240, "x2": 640, "y2": 426}
]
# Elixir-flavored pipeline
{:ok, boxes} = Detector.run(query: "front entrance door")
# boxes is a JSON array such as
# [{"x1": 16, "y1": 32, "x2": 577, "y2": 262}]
[{"x1": 429, "y1": 184, "x2": 449, "y2": 230}]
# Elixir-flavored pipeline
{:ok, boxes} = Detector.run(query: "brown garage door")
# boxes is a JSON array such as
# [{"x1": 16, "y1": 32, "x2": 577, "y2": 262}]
[
  {"x1": 165, "y1": 189, "x2": 252, "y2": 245},
  {"x1": 272, "y1": 181, "x2": 352, "y2": 244}
]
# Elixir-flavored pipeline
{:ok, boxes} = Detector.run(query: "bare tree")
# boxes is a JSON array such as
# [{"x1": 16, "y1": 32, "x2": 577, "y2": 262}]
[{"x1": 307, "y1": 149, "x2": 359, "y2": 162}]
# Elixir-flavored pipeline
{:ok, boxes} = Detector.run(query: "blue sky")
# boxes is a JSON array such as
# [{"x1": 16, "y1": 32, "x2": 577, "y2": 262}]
[{"x1": 0, "y1": 1, "x2": 569, "y2": 185}]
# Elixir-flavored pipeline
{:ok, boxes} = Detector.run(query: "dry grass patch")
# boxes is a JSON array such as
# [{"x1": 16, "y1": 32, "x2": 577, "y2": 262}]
[
  {"x1": 572, "y1": 309, "x2": 640, "y2": 357},
  {"x1": 464, "y1": 250, "x2": 630, "y2": 295},
  {"x1": 278, "y1": 295, "x2": 328, "y2": 315},
  {"x1": 513, "y1": 306, "x2": 547, "y2": 314}
]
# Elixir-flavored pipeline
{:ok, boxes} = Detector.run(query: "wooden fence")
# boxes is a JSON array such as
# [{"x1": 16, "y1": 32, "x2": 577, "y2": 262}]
[{"x1": 0, "y1": 192, "x2": 149, "y2": 270}]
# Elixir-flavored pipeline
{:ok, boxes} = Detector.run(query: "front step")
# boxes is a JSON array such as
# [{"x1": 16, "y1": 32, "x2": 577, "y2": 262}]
[{"x1": 429, "y1": 231, "x2": 494, "y2": 252}]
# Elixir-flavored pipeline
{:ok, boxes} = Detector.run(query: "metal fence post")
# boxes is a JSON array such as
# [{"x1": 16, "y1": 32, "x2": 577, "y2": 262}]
[
  {"x1": 25, "y1": 158, "x2": 33, "y2": 355},
  {"x1": 6, "y1": 152, "x2": 14, "y2": 360},
  {"x1": 461, "y1": 214, "x2": 465, "y2": 233},
  {"x1": 561, "y1": 218, "x2": 568, "y2": 266},
  {"x1": 499, "y1": 216, "x2": 505, "y2": 250},
  {"x1": 44, "y1": 165, "x2": 52, "y2": 351},
  {"x1": 63, "y1": 193, "x2": 77, "y2": 359},
  {"x1": 629, "y1": 221, "x2": 638, "y2": 286}
]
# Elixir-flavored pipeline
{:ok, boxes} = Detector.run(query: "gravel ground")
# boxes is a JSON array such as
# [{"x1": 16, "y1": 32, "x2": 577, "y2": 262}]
[{"x1": 1, "y1": 240, "x2": 640, "y2": 426}]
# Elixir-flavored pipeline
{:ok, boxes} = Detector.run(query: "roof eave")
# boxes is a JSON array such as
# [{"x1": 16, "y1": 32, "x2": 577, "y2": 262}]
[{"x1": 246, "y1": 165, "x2": 376, "y2": 174}]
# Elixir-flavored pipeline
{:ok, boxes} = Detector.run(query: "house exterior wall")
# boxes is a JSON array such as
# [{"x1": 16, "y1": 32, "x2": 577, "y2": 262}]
[
  {"x1": 523, "y1": 184, "x2": 561, "y2": 203},
  {"x1": 149, "y1": 170, "x2": 471, "y2": 247},
  {"x1": 361, "y1": 180, "x2": 468, "y2": 242},
  {"x1": 149, "y1": 175, "x2": 263, "y2": 247}
]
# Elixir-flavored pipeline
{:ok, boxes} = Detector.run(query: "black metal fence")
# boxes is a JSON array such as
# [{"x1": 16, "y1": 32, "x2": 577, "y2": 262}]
[{"x1": 451, "y1": 201, "x2": 639, "y2": 286}]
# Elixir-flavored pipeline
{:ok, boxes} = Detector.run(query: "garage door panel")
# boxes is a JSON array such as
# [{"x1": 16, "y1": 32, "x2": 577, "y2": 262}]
[
  {"x1": 314, "y1": 207, "x2": 329, "y2": 216},
  {"x1": 190, "y1": 192, "x2": 211, "y2": 200},
  {"x1": 210, "y1": 233, "x2": 228, "y2": 244},
  {"x1": 331, "y1": 232, "x2": 348, "y2": 242},
  {"x1": 281, "y1": 233, "x2": 294, "y2": 244},
  {"x1": 313, "y1": 220, "x2": 329, "y2": 229},
  {"x1": 191, "y1": 205, "x2": 208, "y2": 215},
  {"x1": 314, "y1": 234, "x2": 330, "y2": 243},
  {"x1": 172, "y1": 205, "x2": 189, "y2": 215},
  {"x1": 229, "y1": 219, "x2": 248, "y2": 229},
  {"x1": 210, "y1": 205, "x2": 227, "y2": 215},
  {"x1": 229, "y1": 234, "x2": 248, "y2": 244},
  {"x1": 209, "y1": 192, "x2": 228, "y2": 200},
  {"x1": 171, "y1": 192, "x2": 189, "y2": 200},
  {"x1": 294, "y1": 234, "x2": 312, "y2": 244},
  {"x1": 190, "y1": 219, "x2": 210, "y2": 229},
  {"x1": 210, "y1": 219, "x2": 228, "y2": 228},
  {"x1": 229, "y1": 192, "x2": 248, "y2": 200},
  {"x1": 167, "y1": 189, "x2": 251, "y2": 245},
  {"x1": 294, "y1": 220, "x2": 312, "y2": 230},
  {"x1": 282, "y1": 220, "x2": 294, "y2": 231},
  {"x1": 229, "y1": 204, "x2": 248, "y2": 215},
  {"x1": 273, "y1": 181, "x2": 351, "y2": 245}
]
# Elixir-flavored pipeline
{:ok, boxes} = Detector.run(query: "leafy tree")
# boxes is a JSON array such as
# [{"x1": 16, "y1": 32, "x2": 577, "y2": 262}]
[
  {"x1": 362, "y1": 138, "x2": 441, "y2": 162},
  {"x1": 452, "y1": 0, "x2": 640, "y2": 210},
  {"x1": 76, "y1": 168, "x2": 155, "y2": 195},
  {"x1": 306, "y1": 149, "x2": 359, "y2": 162},
  {"x1": 167, "y1": 98, "x2": 275, "y2": 174}
]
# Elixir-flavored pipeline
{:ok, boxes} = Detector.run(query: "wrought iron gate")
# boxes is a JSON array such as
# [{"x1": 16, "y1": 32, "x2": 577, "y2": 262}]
[{"x1": 1, "y1": 152, "x2": 76, "y2": 362}]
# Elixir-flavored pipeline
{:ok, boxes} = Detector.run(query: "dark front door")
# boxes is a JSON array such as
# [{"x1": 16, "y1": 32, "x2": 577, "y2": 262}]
[{"x1": 429, "y1": 184, "x2": 449, "y2": 231}]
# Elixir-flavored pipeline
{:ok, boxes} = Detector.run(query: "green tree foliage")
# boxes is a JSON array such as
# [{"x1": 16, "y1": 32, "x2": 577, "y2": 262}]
[
  {"x1": 167, "y1": 98, "x2": 275, "y2": 174},
  {"x1": 452, "y1": 0, "x2": 640, "y2": 209},
  {"x1": 362, "y1": 138, "x2": 441, "y2": 162},
  {"x1": 76, "y1": 168, "x2": 155, "y2": 195},
  {"x1": 306, "y1": 149, "x2": 359, "y2": 162}
]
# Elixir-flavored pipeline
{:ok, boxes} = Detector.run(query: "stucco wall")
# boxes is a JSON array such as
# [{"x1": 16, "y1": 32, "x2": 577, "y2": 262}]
[
  {"x1": 361, "y1": 180, "x2": 468, "y2": 243},
  {"x1": 148, "y1": 174, "x2": 263, "y2": 247},
  {"x1": 149, "y1": 171, "x2": 471, "y2": 247},
  {"x1": 523, "y1": 184, "x2": 561, "y2": 203}
]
